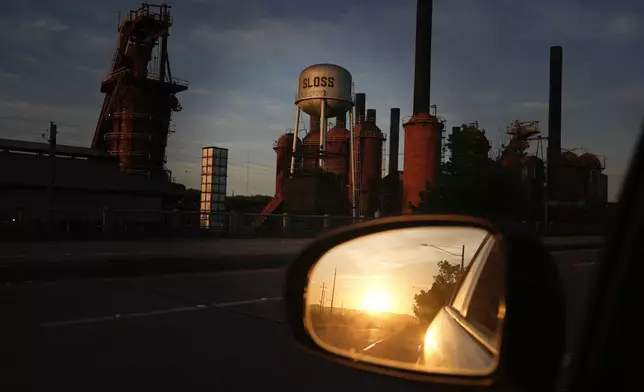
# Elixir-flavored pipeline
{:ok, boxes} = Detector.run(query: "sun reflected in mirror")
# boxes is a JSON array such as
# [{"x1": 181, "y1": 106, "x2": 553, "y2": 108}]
[
  {"x1": 304, "y1": 226, "x2": 505, "y2": 376},
  {"x1": 361, "y1": 290, "x2": 393, "y2": 313}
]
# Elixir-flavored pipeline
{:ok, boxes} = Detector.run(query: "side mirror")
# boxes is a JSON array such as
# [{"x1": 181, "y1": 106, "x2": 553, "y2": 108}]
[{"x1": 285, "y1": 215, "x2": 565, "y2": 390}]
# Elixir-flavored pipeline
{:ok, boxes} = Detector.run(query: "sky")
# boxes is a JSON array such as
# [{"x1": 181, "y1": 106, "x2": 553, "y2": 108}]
[
  {"x1": 308, "y1": 226, "x2": 490, "y2": 315},
  {"x1": 0, "y1": 0, "x2": 642, "y2": 201}
]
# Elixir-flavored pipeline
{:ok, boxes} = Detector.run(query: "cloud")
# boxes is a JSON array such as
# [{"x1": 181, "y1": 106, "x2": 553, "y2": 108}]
[
  {"x1": 25, "y1": 18, "x2": 69, "y2": 32},
  {"x1": 0, "y1": 70, "x2": 21, "y2": 81},
  {"x1": 0, "y1": 16, "x2": 69, "y2": 45},
  {"x1": 187, "y1": 88, "x2": 213, "y2": 96},
  {"x1": 606, "y1": 83, "x2": 644, "y2": 105},
  {"x1": 517, "y1": 101, "x2": 549, "y2": 110},
  {"x1": 608, "y1": 14, "x2": 642, "y2": 39},
  {"x1": 73, "y1": 64, "x2": 103, "y2": 76},
  {"x1": 75, "y1": 33, "x2": 113, "y2": 53}
]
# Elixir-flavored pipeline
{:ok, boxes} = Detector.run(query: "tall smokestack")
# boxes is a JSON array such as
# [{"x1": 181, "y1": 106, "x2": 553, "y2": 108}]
[
  {"x1": 547, "y1": 46, "x2": 563, "y2": 201},
  {"x1": 402, "y1": 0, "x2": 438, "y2": 214},
  {"x1": 412, "y1": 0, "x2": 432, "y2": 115},
  {"x1": 355, "y1": 93, "x2": 366, "y2": 124},
  {"x1": 366, "y1": 109, "x2": 377, "y2": 124},
  {"x1": 389, "y1": 108, "x2": 400, "y2": 174}
]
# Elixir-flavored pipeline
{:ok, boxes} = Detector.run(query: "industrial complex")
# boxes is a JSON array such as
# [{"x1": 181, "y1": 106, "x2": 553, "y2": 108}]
[
  {"x1": 258, "y1": 2, "x2": 609, "y2": 228},
  {"x1": 0, "y1": 3, "x2": 188, "y2": 236},
  {"x1": 0, "y1": 1, "x2": 612, "y2": 238}
]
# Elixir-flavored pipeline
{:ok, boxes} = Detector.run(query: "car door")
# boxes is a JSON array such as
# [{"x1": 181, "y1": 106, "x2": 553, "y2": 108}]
[
  {"x1": 419, "y1": 233, "x2": 505, "y2": 372},
  {"x1": 567, "y1": 127, "x2": 644, "y2": 392}
]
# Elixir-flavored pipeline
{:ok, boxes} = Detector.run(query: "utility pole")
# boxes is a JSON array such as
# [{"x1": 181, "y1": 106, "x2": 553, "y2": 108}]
[
  {"x1": 461, "y1": 245, "x2": 465, "y2": 270},
  {"x1": 330, "y1": 268, "x2": 337, "y2": 314},
  {"x1": 245, "y1": 151, "x2": 249, "y2": 196},
  {"x1": 319, "y1": 282, "x2": 326, "y2": 313},
  {"x1": 47, "y1": 122, "x2": 57, "y2": 233},
  {"x1": 341, "y1": 301, "x2": 344, "y2": 316}
]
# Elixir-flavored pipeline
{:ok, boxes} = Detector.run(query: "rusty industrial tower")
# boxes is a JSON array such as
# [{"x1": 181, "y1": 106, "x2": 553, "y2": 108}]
[{"x1": 92, "y1": 3, "x2": 188, "y2": 178}]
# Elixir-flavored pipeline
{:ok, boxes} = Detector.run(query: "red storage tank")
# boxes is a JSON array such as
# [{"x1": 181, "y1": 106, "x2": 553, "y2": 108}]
[
  {"x1": 273, "y1": 133, "x2": 301, "y2": 198},
  {"x1": 521, "y1": 155, "x2": 545, "y2": 186},
  {"x1": 558, "y1": 151, "x2": 585, "y2": 201},
  {"x1": 353, "y1": 122, "x2": 385, "y2": 217},
  {"x1": 401, "y1": 114, "x2": 441, "y2": 214},
  {"x1": 302, "y1": 128, "x2": 320, "y2": 171},
  {"x1": 326, "y1": 125, "x2": 350, "y2": 179},
  {"x1": 579, "y1": 153, "x2": 602, "y2": 171}
]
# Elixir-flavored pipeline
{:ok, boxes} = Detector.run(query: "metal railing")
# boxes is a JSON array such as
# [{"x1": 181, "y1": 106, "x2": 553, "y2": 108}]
[
  {"x1": 0, "y1": 207, "x2": 610, "y2": 242},
  {"x1": 0, "y1": 208, "x2": 373, "y2": 241}
]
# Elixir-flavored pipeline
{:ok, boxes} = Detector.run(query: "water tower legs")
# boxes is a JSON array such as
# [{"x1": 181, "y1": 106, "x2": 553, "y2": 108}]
[
  {"x1": 349, "y1": 108, "x2": 357, "y2": 219},
  {"x1": 290, "y1": 107, "x2": 301, "y2": 175},
  {"x1": 319, "y1": 99, "x2": 327, "y2": 171}
]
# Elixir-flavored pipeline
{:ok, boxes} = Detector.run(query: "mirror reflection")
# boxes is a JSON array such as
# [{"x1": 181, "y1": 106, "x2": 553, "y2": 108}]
[{"x1": 305, "y1": 226, "x2": 505, "y2": 376}]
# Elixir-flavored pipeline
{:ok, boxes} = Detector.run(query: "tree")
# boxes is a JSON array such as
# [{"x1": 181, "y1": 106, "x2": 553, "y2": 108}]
[
  {"x1": 413, "y1": 260, "x2": 464, "y2": 323},
  {"x1": 410, "y1": 123, "x2": 528, "y2": 219}
]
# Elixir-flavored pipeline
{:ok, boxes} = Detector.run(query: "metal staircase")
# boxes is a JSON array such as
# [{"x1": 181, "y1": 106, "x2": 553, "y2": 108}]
[{"x1": 246, "y1": 195, "x2": 284, "y2": 233}]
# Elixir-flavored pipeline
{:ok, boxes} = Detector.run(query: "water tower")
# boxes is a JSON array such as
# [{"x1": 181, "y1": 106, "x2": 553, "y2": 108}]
[{"x1": 290, "y1": 64, "x2": 354, "y2": 173}]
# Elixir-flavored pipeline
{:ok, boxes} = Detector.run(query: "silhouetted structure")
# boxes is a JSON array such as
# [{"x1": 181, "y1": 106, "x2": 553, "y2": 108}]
[{"x1": 92, "y1": 3, "x2": 187, "y2": 179}]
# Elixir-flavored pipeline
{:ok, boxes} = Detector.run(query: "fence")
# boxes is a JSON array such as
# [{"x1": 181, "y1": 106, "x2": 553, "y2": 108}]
[
  {"x1": 0, "y1": 207, "x2": 374, "y2": 241},
  {"x1": 0, "y1": 207, "x2": 609, "y2": 241}
]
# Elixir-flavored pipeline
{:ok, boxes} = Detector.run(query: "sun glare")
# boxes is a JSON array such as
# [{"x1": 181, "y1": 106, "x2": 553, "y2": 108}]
[{"x1": 361, "y1": 290, "x2": 393, "y2": 313}]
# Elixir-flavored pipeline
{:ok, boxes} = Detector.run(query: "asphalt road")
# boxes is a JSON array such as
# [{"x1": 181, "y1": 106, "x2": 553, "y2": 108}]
[{"x1": 2, "y1": 248, "x2": 598, "y2": 391}]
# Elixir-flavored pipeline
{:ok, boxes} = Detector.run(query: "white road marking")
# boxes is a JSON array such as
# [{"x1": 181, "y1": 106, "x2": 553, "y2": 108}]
[
  {"x1": 40, "y1": 297, "x2": 283, "y2": 328},
  {"x1": 356, "y1": 336, "x2": 389, "y2": 355},
  {"x1": 213, "y1": 297, "x2": 282, "y2": 307}
]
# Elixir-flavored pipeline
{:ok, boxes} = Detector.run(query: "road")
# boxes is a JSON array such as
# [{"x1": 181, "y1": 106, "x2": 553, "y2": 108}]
[{"x1": 1, "y1": 248, "x2": 598, "y2": 391}]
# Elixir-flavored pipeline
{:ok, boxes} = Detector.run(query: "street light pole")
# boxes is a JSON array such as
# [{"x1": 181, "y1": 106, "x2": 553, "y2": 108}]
[
  {"x1": 330, "y1": 268, "x2": 337, "y2": 314},
  {"x1": 461, "y1": 244, "x2": 465, "y2": 270}
]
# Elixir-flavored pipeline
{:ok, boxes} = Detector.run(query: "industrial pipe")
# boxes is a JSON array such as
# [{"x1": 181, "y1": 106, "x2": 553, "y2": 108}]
[
  {"x1": 401, "y1": 0, "x2": 438, "y2": 214},
  {"x1": 355, "y1": 93, "x2": 366, "y2": 123},
  {"x1": 389, "y1": 108, "x2": 400, "y2": 175},
  {"x1": 290, "y1": 108, "x2": 300, "y2": 175},
  {"x1": 319, "y1": 99, "x2": 327, "y2": 171},
  {"x1": 412, "y1": 0, "x2": 433, "y2": 114},
  {"x1": 547, "y1": 46, "x2": 563, "y2": 202},
  {"x1": 366, "y1": 109, "x2": 377, "y2": 124},
  {"x1": 349, "y1": 109, "x2": 357, "y2": 219}
]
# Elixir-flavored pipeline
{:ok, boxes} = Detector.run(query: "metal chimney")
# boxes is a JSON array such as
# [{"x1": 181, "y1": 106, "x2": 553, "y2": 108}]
[
  {"x1": 547, "y1": 46, "x2": 563, "y2": 201},
  {"x1": 389, "y1": 108, "x2": 400, "y2": 174},
  {"x1": 366, "y1": 109, "x2": 377, "y2": 124},
  {"x1": 412, "y1": 0, "x2": 433, "y2": 115},
  {"x1": 355, "y1": 93, "x2": 366, "y2": 124}
]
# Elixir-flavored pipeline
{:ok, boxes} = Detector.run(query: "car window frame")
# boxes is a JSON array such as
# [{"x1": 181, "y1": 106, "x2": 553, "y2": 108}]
[
  {"x1": 449, "y1": 233, "x2": 496, "y2": 315},
  {"x1": 444, "y1": 233, "x2": 503, "y2": 351}
]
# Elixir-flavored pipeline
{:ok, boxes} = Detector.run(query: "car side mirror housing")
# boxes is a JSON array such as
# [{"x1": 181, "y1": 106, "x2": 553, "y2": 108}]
[{"x1": 284, "y1": 215, "x2": 565, "y2": 390}]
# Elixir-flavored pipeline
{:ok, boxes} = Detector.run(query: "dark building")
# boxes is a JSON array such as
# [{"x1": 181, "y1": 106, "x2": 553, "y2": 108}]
[{"x1": 0, "y1": 137, "x2": 184, "y2": 233}]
